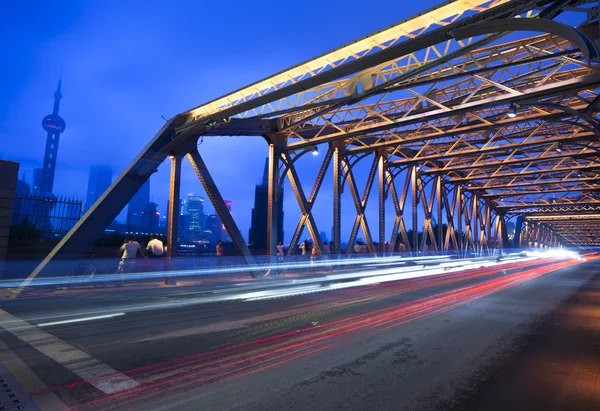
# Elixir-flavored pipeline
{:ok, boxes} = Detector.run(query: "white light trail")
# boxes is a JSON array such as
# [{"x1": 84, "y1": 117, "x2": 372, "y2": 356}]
[
  {"x1": 0, "y1": 255, "x2": 453, "y2": 289},
  {"x1": 37, "y1": 313, "x2": 125, "y2": 327}
]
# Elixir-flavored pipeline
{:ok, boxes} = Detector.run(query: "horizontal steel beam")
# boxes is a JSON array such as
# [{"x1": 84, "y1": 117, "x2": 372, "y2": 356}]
[
  {"x1": 467, "y1": 176, "x2": 600, "y2": 191},
  {"x1": 483, "y1": 186, "x2": 600, "y2": 198},
  {"x1": 450, "y1": 164, "x2": 600, "y2": 183},
  {"x1": 421, "y1": 151, "x2": 599, "y2": 174},
  {"x1": 387, "y1": 132, "x2": 597, "y2": 166}
]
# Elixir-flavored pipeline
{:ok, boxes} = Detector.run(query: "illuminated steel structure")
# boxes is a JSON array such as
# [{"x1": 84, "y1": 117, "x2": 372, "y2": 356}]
[{"x1": 31, "y1": 0, "x2": 600, "y2": 280}]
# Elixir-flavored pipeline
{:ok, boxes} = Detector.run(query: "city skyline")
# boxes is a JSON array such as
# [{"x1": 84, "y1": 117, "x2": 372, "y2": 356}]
[{"x1": 1, "y1": 0, "x2": 440, "y2": 243}]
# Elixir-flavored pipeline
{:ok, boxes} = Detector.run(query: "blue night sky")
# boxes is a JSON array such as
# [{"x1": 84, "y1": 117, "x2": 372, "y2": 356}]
[{"x1": 1, "y1": 0, "x2": 443, "y2": 242}]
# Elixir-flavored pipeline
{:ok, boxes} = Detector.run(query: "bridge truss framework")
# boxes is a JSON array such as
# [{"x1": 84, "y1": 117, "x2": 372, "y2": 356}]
[{"x1": 27, "y1": 0, "x2": 600, "y2": 282}]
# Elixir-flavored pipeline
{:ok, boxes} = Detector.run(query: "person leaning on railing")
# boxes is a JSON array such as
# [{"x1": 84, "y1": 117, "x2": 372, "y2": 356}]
[
  {"x1": 146, "y1": 235, "x2": 164, "y2": 258},
  {"x1": 118, "y1": 236, "x2": 146, "y2": 273}
]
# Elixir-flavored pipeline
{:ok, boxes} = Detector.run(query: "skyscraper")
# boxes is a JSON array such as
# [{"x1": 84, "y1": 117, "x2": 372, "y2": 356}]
[
  {"x1": 248, "y1": 158, "x2": 284, "y2": 251},
  {"x1": 178, "y1": 199, "x2": 189, "y2": 242},
  {"x1": 34, "y1": 75, "x2": 66, "y2": 195},
  {"x1": 85, "y1": 166, "x2": 112, "y2": 211},
  {"x1": 127, "y1": 180, "x2": 150, "y2": 232},
  {"x1": 140, "y1": 202, "x2": 159, "y2": 235},
  {"x1": 188, "y1": 196, "x2": 205, "y2": 243},
  {"x1": 205, "y1": 214, "x2": 222, "y2": 246}
]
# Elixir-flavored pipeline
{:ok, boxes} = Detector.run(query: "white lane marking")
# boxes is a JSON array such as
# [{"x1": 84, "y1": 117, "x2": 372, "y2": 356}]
[
  {"x1": 0, "y1": 309, "x2": 138, "y2": 394},
  {"x1": 38, "y1": 313, "x2": 125, "y2": 327}
]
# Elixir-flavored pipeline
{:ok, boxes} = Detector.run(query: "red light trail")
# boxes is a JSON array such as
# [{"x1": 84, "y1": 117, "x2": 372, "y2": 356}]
[{"x1": 48, "y1": 257, "x2": 591, "y2": 410}]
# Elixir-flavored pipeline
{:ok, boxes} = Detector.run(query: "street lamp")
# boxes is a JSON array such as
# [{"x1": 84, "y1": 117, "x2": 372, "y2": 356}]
[
  {"x1": 507, "y1": 103, "x2": 518, "y2": 118},
  {"x1": 312, "y1": 146, "x2": 319, "y2": 156}
]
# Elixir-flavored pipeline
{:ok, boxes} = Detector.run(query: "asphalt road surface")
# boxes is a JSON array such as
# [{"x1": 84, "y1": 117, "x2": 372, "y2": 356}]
[{"x1": 0, "y1": 255, "x2": 598, "y2": 410}]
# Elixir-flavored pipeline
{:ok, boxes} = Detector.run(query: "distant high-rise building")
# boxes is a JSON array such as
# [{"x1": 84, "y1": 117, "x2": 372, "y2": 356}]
[
  {"x1": 85, "y1": 165, "x2": 112, "y2": 211},
  {"x1": 127, "y1": 180, "x2": 150, "y2": 232},
  {"x1": 140, "y1": 202, "x2": 159, "y2": 234},
  {"x1": 177, "y1": 199, "x2": 189, "y2": 242},
  {"x1": 188, "y1": 196, "x2": 205, "y2": 243},
  {"x1": 205, "y1": 214, "x2": 222, "y2": 246},
  {"x1": 320, "y1": 231, "x2": 327, "y2": 243},
  {"x1": 180, "y1": 199, "x2": 188, "y2": 216},
  {"x1": 249, "y1": 159, "x2": 283, "y2": 251}
]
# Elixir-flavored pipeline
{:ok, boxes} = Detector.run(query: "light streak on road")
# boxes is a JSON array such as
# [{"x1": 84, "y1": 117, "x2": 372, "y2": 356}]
[
  {"x1": 52, "y1": 255, "x2": 594, "y2": 410},
  {"x1": 37, "y1": 313, "x2": 125, "y2": 327},
  {"x1": 3, "y1": 254, "x2": 569, "y2": 328},
  {"x1": 0, "y1": 251, "x2": 541, "y2": 290}
]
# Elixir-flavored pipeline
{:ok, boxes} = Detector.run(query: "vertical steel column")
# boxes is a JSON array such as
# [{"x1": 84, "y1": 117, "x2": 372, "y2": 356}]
[
  {"x1": 167, "y1": 155, "x2": 181, "y2": 260},
  {"x1": 333, "y1": 143, "x2": 342, "y2": 254},
  {"x1": 484, "y1": 200, "x2": 491, "y2": 254},
  {"x1": 166, "y1": 155, "x2": 182, "y2": 285},
  {"x1": 378, "y1": 152, "x2": 386, "y2": 256},
  {"x1": 457, "y1": 185, "x2": 463, "y2": 254},
  {"x1": 472, "y1": 193, "x2": 479, "y2": 253},
  {"x1": 267, "y1": 143, "x2": 280, "y2": 257},
  {"x1": 436, "y1": 175, "x2": 443, "y2": 254},
  {"x1": 411, "y1": 165, "x2": 418, "y2": 256},
  {"x1": 499, "y1": 213, "x2": 509, "y2": 251}
]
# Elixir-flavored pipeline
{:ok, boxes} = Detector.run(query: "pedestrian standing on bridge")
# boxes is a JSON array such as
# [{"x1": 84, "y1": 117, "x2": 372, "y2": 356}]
[
  {"x1": 311, "y1": 245, "x2": 318, "y2": 265},
  {"x1": 299, "y1": 240, "x2": 309, "y2": 258},
  {"x1": 277, "y1": 240, "x2": 285, "y2": 263},
  {"x1": 323, "y1": 241, "x2": 332, "y2": 272},
  {"x1": 216, "y1": 240, "x2": 225, "y2": 270}
]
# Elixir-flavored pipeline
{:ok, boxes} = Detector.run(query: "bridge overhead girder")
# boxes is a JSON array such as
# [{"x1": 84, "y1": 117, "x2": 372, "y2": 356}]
[{"x1": 26, "y1": 0, "x2": 600, "y2": 285}]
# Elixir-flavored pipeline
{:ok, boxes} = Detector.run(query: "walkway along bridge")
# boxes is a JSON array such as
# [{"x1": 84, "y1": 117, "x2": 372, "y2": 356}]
[{"x1": 26, "y1": 0, "x2": 600, "y2": 284}]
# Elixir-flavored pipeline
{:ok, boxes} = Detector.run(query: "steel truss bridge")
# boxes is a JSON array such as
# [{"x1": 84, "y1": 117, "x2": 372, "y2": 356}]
[{"x1": 29, "y1": 0, "x2": 600, "y2": 281}]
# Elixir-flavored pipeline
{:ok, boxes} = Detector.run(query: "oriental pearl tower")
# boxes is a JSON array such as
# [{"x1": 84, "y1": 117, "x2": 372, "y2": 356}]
[{"x1": 36, "y1": 75, "x2": 66, "y2": 195}]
